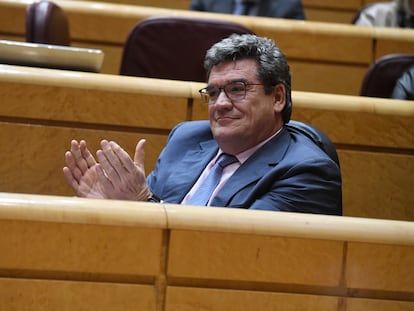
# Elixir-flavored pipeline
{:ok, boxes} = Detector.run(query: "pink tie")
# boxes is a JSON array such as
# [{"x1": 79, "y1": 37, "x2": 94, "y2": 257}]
[{"x1": 187, "y1": 154, "x2": 238, "y2": 206}]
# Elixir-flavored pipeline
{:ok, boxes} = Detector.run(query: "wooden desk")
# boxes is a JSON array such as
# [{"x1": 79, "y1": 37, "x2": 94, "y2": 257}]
[
  {"x1": 19, "y1": 0, "x2": 379, "y2": 24},
  {"x1": 0, "y1": 39, "x2": 104, "y2": 72},
  {"x1": 0, "y1": 64, "x2": 413, "y2": 221},
  {"x1": 302, "y1": 0, "x2": 380, "y2": 23},
  {"x1": 0, "y1": 192, "x2": 413, "y2": 310},
  {"x1": 0, "y1": 64, "x2": 193, "y2": 196},
  {"x1": 1, "y1": 0, "x2": 413, "y2": 96}
]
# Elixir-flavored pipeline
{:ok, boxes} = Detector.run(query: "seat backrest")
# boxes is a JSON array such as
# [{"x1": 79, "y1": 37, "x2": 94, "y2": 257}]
[
  {"x1": 26, "y1": 0, "x2": 70, "y2": 46},
  {"x1": 285, "y1": 120, "x2": 340, "y2": 167},
  {"x1": 119, "y1": 16, "x2": 255, "y2": 82},
  {"x1": 286, "y1": 120, "x2": 342, "y2": 211},
  {"x1": 360, "y1": 53, "x2": 414, "y2": 98}
]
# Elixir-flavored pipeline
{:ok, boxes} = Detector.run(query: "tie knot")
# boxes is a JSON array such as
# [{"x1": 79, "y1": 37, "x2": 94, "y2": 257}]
[{"x1": 217, "y1": 153, "x2": 238, "y2": 169}]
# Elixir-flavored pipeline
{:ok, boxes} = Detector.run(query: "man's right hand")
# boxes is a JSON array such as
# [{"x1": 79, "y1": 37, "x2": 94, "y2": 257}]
[{"x1": 63, "y1": 139, "x2": 107, "y2": 198}]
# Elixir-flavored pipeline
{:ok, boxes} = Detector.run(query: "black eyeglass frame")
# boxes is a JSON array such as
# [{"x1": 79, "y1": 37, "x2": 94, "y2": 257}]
[{"x1": 198, "y1": 81, "x2": 266, "y2": 104}]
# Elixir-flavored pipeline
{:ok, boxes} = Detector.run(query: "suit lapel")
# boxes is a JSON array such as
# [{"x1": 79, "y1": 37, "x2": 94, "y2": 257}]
[
  {"x1": 211, "y1": 128, "x2": 291, "y2": 207},
  {"x1": 163, "y1": 139, "x2": 218, "y2": 202}
]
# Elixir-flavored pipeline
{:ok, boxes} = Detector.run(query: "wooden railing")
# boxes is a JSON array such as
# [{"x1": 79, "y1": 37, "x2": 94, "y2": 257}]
[
  {"x1": 0, "y1": 192, "x2": 413, "y2": 310},
  {"x1": 23, "y1": 0, "x2": 380, "y2": 23},
  {"x1": 1, "y1": 64, "x2": 413, "y2": 221},
  {"x1": 303, "y1": 0, "x2": 380, "y2": 23},
  {"x1": 1, "y1": 0, "x2": 413, "y2": 96}
]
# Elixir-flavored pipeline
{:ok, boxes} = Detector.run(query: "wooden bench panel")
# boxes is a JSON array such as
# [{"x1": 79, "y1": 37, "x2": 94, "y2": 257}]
[
  {"x1": 167, "y1": 230, "x2": 344, "y2": 287},
  {"x1": 78, "y1": 0, "x2": 190, "y2": 10},
  {"x1": 346, "y1": 242, "x2": 414, "y2": 293},
  {"x1": 1, "y1": 65, "x2": 414, "y2": 221},
  {"x1": 374, "y1": 28, "x2": 414, "y2": 60},
  {"x1": 1, "y1": 0, "x2": 413, "y2": 95},
  {"x1": 245, "y1": 17, "x2": 373, "y2": 64},
  {"x1": 0, "y1": 278, "x2": 157, "y2": 311},
  {"x1": 0, "y1": 194, "x2": 167, "y2": 279},
  {"x1": 302, "y1": 0, "x2": 362, "y2": 23},
  {"x1": 0, "y1": 67, "x2": 190, "y2": 129},
  {"x1": 302, "y1": 0, "x2": 362, "y2": 10},
  {"x1": 0, "y1": 66, "x2": 190, "y2": 196},
  {"x1": 0, "y1": 192, "x2": 413, "y2": 310},
  {"x1": 164, "y1": 204, "x2": 414, "y2": 307},
  {"x1": 0, "y1": 0, "x2": 25, "y2": 36},
  {"x1": 0, "y1": 122, "x2": 168, "y2": 196},
  {"x1": 339, "y1": 150, "x2": 414, "y2": 220},
  {"x1": 0, "y1": 0, "x2": 380, "y2": 97},
  {"x1": 289, "y1": 60, "x2": 367, "y2": 95},
  {"x1": 0, "y1": 81, "x2": 187, "y2": 128},
  {"x1": 165, "y1": 286, "x2": 340, "y2": 311},
  {"x1": 62, "y1": 0, "x2": 368, "y2": 24},
  {"x1": 165, "y1": 288, "x2": 414, "y2": 311},
  {"x1": 345, "y1": 298, "x2": 414, "y2": 311},
  {"x1": 0, "y1": 194, "x2": 166, "y2": 310},
  {"x1": 305, "y1": 9, "x2": 354, "y2": 24},
  {"x1": 0, "y1": 219, "x2": 163, "y2": 279}
]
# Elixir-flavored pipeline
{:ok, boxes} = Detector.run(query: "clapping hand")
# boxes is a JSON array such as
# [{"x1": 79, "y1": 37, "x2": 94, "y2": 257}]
[{"x1": 63, "y1": 139, "x2": 151, "y2": 201}]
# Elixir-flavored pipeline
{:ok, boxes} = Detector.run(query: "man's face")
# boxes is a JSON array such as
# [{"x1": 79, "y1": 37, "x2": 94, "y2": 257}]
[{"x1": 207, "y1": 58, "x2": 285, "y2": 154}]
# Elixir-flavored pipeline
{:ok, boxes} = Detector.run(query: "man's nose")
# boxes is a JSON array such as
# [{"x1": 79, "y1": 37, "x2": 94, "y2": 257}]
[{"x1": 214, "y1": 89, "x2": 232, "y2": 106}]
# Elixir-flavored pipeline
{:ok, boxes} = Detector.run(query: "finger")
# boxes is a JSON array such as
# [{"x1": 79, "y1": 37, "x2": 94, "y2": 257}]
[
  {"x1": 70, "y1": 139, "x2": 80, "y2": 156},
  {"x1": 70, "y1": 140, "x2": 89, "y2": 173},
  {"x1": 95, "y1": 163, "x2": 115, "y2": 196},
  {"x1": 79, "y1": 140, "x2": 96, "y2": 168},
  {"x1": 134, "y1": 139, "x2": 146, "y2": 169},
  {"x1": 62, "y1": 166, "x2": 80, "y2": 194},
  {"x1": 109, "y1": 141, "x2": 135, "y2": 173},
  {"x1": 96, "y1": 145, "x2": 121, "y2": 183},
  {"x1": 100, "y1": 140, "x2": 123, "y2": 167},
  {"x1": 64, "y1": 150, "x2": 84, "y2": 183}
]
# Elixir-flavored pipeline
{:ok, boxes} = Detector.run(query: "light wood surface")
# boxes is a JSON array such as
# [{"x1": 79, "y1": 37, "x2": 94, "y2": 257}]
[
  {"x1": 18, "y1": 0, "x2": 379, "y2": 24},
  {"x1": 0, "y1": 279, "x2": 157, "y2": 311},
  {"x1": 1, "y1": 0, "x2": 413, "y2": 96},
  {"x1": 0, "y1": 64, "x2": 413, "y2": 222},
  {"x1": 0, "y1": 192, "x2": 413, "y2": 310}
]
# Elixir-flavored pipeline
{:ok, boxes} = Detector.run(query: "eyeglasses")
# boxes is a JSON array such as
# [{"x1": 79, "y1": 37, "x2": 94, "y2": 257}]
[{"x1": 198, "y1": 81, "x2": 265, "y2": 104}]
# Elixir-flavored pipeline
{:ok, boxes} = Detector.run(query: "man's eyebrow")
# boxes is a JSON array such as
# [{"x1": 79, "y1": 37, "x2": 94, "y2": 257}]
[
  {"x1": 231, "y1": 78, "x2": 248, "y2": 83},
  {"x1": 207, "y1": 78, "x2": 248, "y2": 87}
]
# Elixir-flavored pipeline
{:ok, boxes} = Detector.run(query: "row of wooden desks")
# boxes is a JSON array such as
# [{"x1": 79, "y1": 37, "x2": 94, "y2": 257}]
[
  {"x1": 0, "y1": 64, "x2": 413, "y2": 221},
  {"x1": 1, "y1": 0, "x2": 413, "y2": 96},
  {"x1": 0, "y1": 192, "x2": 413, "y2": 310}
]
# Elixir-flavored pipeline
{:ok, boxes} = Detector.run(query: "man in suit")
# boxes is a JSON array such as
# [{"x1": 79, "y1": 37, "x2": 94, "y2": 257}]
[
  {"x1": 354, "y1": 0, "x2": 414, "y2": 28},
  {"x1": 189, "y1": 0, "x2": 306, "y2": 20},
  {"x1": 391, "y1": 65, "x2": 414, "y2": 100},
  {"x1": 63, "y1": 34, "x2": 341, "y2": 215}
]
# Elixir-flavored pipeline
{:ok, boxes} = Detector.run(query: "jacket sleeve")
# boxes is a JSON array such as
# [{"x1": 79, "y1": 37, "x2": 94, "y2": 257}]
[
  {"x1": 391, "y1": 66, "x2": 414, "y2": 100},
  {"x1": 247, "y1": 157, "x2": 342, "y2": 215}
]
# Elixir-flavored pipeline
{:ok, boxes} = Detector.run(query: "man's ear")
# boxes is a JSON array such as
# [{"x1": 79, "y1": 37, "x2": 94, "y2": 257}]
[{"x1": 273, "y1": 83, "x2": 286, "y2": 113}]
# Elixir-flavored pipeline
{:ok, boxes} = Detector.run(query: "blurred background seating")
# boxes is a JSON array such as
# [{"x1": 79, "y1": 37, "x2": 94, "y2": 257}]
[
  {"x1": 360, "y1": 53, "x2": 414, "y2": 97},
  {"x1": 120, "y1": 15, "x2": 254, "y2": 82},
  {"x1": 26, "y1": 0, "x2": 70, "y2": 46}
]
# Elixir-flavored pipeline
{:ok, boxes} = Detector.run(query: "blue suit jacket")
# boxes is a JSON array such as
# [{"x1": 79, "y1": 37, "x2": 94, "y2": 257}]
[
  {"x1": 147, "y1": 121, "x2": 342, "y2": 215},
  {"x1": 189, "y1": 0, "x2": 306, "y2": 20}
]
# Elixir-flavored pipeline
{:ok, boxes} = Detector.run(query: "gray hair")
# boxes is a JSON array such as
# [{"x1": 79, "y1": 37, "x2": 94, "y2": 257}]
[{"x1": 204, "y1": 34, "x2": 292, "y2": 123}]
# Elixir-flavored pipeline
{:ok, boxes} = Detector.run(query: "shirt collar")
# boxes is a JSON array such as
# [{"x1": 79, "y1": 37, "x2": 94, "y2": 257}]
[{"x1": 216, "y1": 127, "x2": 283, "y2": 164}]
